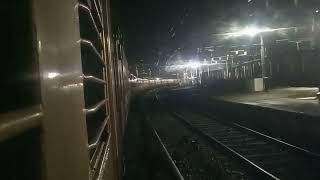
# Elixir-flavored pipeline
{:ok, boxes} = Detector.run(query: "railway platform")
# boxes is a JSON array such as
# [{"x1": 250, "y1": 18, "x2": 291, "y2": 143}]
[
  {"x1": 211, "y1": 87, "x2": 320, "y2": 116},
  {"x1": 183, "y1": 86, "x2": 320, "y2": 153}
]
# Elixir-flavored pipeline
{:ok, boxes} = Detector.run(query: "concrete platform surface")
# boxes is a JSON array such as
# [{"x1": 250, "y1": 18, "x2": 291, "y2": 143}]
[{"x1": 213, "y1": 87, "x2": 320, "y2": 116}]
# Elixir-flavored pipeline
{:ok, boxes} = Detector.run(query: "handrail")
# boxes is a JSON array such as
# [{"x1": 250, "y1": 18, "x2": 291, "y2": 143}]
[
  {"x1": 0, "y1": 105, "x2": 42, "y2": 142},
  {"x1": 79, "y1": 39, "x2": 105, "y2": 66},
  {"x1": 92, "y1": 0, "x2": 103, "y2": 29},
  {"x1": 84, "y1": 98, "x2": 108, "y2": 114},
  {"x1": 82, "y1": 75, "x2": 107, "y2": 84},
  {"x1": 93, "y1": 142, "x2": 105, "y2": 170},
  {"x1": 89, "y1": 134, "x2": 112, "y2": 179},
  {"x1": 88, "y1": 116, "x2": 109, "y2": 150},
  {"x1": 78, "y1": 3, "x2": 102, "y2": 43},
  {"x1": 96, "y1": 134, "x2": 111, "y2": 180},
  {"x1": 90, "y1": 141, "x2": 101, "y2": 164}
]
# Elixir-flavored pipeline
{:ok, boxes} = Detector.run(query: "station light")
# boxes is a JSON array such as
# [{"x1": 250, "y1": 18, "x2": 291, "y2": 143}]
[
  {"x1": 230, "y1": 26, "x2": 271, "y2": 37},
  {"x1": 187, "y1": 61, "x2": 201, "y2": 69}
]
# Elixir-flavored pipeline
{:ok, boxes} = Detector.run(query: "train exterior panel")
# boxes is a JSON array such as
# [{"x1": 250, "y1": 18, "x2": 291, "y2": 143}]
[{"x1": 0, "y1": 0, "x2": 129, "y2": 180}]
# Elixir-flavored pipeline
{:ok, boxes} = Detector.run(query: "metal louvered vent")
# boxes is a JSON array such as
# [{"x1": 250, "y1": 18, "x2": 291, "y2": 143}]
[{"x1": 77, "y1": 0, "x2": 111, "y2": 179}]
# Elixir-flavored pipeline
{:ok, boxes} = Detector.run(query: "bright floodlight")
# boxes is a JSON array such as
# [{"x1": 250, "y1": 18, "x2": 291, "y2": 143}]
[
  {"x1": 187, "y1": 61, "x2": 201, "y2": 69},
  {"x1": 231, "y1": 26, "x2": 271, "y2": 37},
  {"x1": 240, "y1": 26, "x2": 261, "y2": 36}
]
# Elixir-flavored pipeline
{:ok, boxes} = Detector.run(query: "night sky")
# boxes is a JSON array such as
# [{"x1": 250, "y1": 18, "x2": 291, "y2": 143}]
[{"x1": 112, "y1": 0, "x2": 250, "y2": 65}]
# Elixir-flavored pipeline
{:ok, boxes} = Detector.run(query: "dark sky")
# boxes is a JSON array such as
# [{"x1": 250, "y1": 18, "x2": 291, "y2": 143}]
[{"x1": 112, "y1": 0, "x2": 246, "y2": 65}]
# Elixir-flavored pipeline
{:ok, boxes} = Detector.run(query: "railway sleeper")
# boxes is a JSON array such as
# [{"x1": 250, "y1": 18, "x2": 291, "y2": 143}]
[
  {"x1": 231, "y1": 147, "x2": 279, "y2": 156},
  {"x1": 244, "y1": 152, "x2": 289, "y2": 159},
  {"x1": 208, "y1": 131, "x2": 245, "y2": 138},
  {"x1": 227, "y1": 141, "x2": 268, "y2": 148},
  {"x1": 210, "y1": 134, "x2": 250, "y2": 140},
  {"x1": 218, "y1": 137, "x2": 257, "y2": 144}
]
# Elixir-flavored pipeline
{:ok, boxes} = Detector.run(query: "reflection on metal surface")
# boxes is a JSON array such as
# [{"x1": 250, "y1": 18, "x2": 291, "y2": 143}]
[
  {"x1": 82, "y1": 75, "x2": 107, "y2": 84},
  {"x1": 61, "y1": 83, "x2": 84, "y2": 90},
  {"x1": 38, "y1": 40, "x2": 42, "y2": 52},
  {"x1": 296, "y1": 97, "x2": 317, "y2": 100},
  {"x1": 47, "y1": 72, "x2": 60, "y2": 79},
  {"x1": 79, "y1": 39, "x2": 105, "y2": 65},
  {"x1": 84, "y1": 98, "x2": 108, "y2": 114},
  {"x1": 88, "y1": 116, "x2": 109, "y2": 150},
  {"x1": 34, "y1": 0, "x2": 90, "y2": 178},
  {"x1": 0, "y1": 105, "x2": 42, "y2": 142}
]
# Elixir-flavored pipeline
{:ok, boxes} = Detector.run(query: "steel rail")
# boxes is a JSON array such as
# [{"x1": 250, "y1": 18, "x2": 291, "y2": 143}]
[
  {"x1": 144, "y1": 112, "x2": 184, "y2": 180},
  {"x1": 233, "y1": 122, "x2": 320, "y2": 158},
  {"x1": 153, "y1": 129, "x2": 185, "y2": 180},
  {"x1": 202, "y1": 112, "x2": 320, "y2": 159},
  {"x1": 171, "y1": 112, "x2": 280, "y2": 180}
]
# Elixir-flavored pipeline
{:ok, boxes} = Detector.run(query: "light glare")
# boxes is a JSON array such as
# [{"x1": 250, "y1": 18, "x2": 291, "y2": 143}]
[
  {"x1": 230, "y1": 26, "x2": 271, "y2": 37},
  {"x1": 187, "y1": 61, "x2": 201, "y2": 69},
  {"x1": 47, "y1": 72, "x2": 60, "y2": 79}
]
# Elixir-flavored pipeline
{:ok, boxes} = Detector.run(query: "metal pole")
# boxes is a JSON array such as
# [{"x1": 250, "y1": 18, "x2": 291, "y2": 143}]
[
  {"x1": 260, "y1": 34, "x2": 265, "y2": 79},
  {"x1": 226, "y1": 56, "x2": 229, "y2": 79},
  {"x1": 312, "y1": 15, "x2": 315, "y2": 33},
  {"x1": 260, "y1": 34, "x2": 266, "y2": 90},
  {"x1": 136, "y1": 66, "x2": 139, "y2": 78}
]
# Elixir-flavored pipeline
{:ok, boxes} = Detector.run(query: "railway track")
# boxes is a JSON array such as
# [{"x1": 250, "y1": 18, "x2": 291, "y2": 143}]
[
  {"x1": 171, "y1": 111, "x2": 320, "y2": 180},
  {"x1": 153, "y1": 128, "x2": 185, "y2": 180}
]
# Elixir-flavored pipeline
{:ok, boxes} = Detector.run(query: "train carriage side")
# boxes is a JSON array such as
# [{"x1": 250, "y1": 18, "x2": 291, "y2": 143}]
[{"x1": 0, "y1": 0, "x2": 129, "y2": 180}]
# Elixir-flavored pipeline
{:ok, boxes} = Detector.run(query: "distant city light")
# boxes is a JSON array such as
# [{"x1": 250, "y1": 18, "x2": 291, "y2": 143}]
[
  {"x1": 165, "y1": 60, "x2": 219, "y2": 72},
  {"x1": 156, "y1": 78, "x2": 160, "y2": 81},
  {"x1": 316, "y1": 9, "x2": 319, "y2": 13}
]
